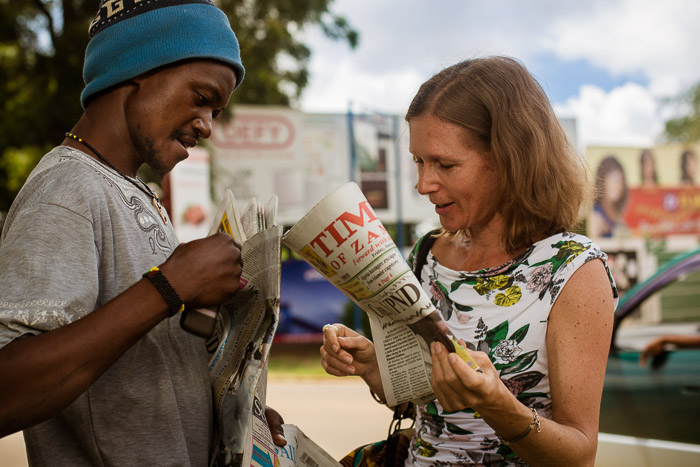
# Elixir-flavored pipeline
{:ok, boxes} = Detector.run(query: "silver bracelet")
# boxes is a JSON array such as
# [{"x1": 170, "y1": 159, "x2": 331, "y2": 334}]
[{"x1": 496, "y1": 407, "x2": 541, "y2": 446}]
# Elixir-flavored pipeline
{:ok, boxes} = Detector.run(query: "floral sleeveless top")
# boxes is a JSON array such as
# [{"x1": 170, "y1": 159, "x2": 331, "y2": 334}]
[{"x1": 406, "y1": 232, "x2": 617, "y2": 466}]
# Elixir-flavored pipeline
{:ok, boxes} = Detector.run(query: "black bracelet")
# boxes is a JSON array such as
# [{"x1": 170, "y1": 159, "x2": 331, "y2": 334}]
[{"x1": 143, "y1": 267, "x2": 185, "y2": 317}]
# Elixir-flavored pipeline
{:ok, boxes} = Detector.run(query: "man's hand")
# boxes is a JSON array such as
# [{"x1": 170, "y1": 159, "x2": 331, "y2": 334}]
[
  {"x1": 265, "y1": 406, "x2": 287, "y2": 446},
  {"x1": 159, "y1": 232, "x2": 243, "y2": 308}
]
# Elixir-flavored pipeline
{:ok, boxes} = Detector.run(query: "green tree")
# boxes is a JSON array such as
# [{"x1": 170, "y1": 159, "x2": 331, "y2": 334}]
[
  {"x1": 664, "y1": 82, "x2": 700, "y2": 143},
  {"x1": 0, "y1": 0, "x2": 358, "y2": 211}
]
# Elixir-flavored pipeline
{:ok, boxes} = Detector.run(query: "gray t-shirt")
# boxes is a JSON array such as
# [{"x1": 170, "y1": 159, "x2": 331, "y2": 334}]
[{"x1": 0, "y1": 146, "x2": 212, "y2": 466}]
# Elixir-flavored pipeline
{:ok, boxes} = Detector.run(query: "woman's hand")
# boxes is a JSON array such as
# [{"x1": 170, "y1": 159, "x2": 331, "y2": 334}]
[
  {"x1": 319, "y1": 323, "x2": 384, "y2": 398},
  {"x1": 429, "y1": 341, "x2": 510, "y2": 413}
]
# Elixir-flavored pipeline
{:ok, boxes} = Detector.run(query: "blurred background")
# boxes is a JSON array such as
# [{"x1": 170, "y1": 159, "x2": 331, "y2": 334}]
[{"x1": 1, "y1": 0, "x2": 700, "y2": 465}]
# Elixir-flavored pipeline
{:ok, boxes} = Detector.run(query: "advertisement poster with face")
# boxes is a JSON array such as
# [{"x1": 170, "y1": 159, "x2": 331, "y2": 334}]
[{"x1": 587, "y1": 144, "x2": 700, "y2": 239}]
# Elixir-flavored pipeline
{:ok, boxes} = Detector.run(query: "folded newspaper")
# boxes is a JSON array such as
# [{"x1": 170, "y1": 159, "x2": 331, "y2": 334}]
[
  {"x1": 180, "y1": 190, "x2": 339, "y2": 467},
  {"x1": 282, "y1": 182, "x2": 479, "y2": 407}
]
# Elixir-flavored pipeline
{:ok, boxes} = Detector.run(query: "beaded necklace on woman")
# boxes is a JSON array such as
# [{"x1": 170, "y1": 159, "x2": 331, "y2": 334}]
[{"x1": 65, "y1": 132, "x2": 168, "y2": 224}]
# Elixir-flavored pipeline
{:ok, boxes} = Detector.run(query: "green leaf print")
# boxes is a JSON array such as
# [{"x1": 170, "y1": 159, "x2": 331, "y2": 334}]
[
  {"x1": 450, "y1": 277, "x2": 476, "y2": 293},
  {"x1": 484, "y1": 321, "x2": 509, "y2": 347},
  {"x1": 531, "y1": 240, "x2": 590, "y2": 279},
  {"x1": 496, "y1": 350, "x2": 538, "y2": 376},
  {"x1": 497, "y1": 444, "x2": 519, "y2": 463},
  {"x1": 493, "y1": 285, "x2": 522, "y2": 307},
  {"x1": 446, "y1": 422, "x2": 473, "y2": 435},
  {"x1": 508, "y1": 323, "x2": 530, "y2": 344},
  {"x1": 454, "y1": 303, "x2": 473, "y2": 312},
  {"x1": 425, "y1": 401, "x2": 440, "y2": 417}
]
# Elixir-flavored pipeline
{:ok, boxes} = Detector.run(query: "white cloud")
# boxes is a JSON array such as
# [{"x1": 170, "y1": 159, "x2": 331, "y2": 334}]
[
  {"x1": 555, "y1": 83, "x2": 665, "y2": 149},
  {"x1": 299, "y1": 0, "x2": 700, "y2": 148},
  {"x1": 543, "y1": 0, "x2": 700, "y2": 94},
  {"x1": 300, "y1": 56, "x2": 424, "y2": 115}
]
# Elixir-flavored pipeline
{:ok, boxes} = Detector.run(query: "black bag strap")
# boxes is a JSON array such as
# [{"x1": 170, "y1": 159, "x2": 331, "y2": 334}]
[{"x1": 412, "y1": 228, "x2": 441, "y2": 283}]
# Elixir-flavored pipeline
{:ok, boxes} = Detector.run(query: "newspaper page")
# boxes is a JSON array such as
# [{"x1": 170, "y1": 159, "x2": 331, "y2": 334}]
[
  {"x1": 274, "y1": 425, "x2": 340, "y2": 467},
  {"x1": 196, "y1": 191, "x2": 337, "y2": 467},
  {"x1": 189, "y1": 190, "x2": 281, "y2": 466},
  {"x1": 283, "y1": 182, "x2": 477, "y2": 407}
]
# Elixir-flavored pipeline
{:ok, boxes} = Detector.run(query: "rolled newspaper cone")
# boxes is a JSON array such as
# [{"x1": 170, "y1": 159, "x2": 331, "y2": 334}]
[
  {"x1": 284, "y1": 183, "x2": 469, "y2": 353},
  {"x1": 284, "y1": 183, "x2": 484, "y2": 404}
]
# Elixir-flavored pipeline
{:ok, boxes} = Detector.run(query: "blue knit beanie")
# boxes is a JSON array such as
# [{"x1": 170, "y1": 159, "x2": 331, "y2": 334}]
[{"x1": 81, "y1": 0, "x2": 245, "y2": 109}]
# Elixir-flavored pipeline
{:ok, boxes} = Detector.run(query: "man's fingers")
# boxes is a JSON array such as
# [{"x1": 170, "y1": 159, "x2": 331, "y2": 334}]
[{"x1": 264, "y1": 406, "x2": 287, "y2": 447}]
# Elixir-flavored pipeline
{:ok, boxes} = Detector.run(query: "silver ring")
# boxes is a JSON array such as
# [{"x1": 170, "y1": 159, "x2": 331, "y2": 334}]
[{"x1": 322, "y1": 324, "x2": 336, "y2": 333}]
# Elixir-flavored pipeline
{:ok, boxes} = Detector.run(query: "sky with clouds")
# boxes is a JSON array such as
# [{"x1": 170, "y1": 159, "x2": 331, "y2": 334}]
[{"x1": 297, "y1": 0, "x2": 700, "y2": 151}]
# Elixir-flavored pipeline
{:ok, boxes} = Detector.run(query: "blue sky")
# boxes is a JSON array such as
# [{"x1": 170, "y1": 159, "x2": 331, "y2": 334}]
[
  {"x1": 527, "y1": 53, "x2": 648, "y2": 104},
  {"x1": 297, "y1": 0, "x2": 700, "y2": 150}
]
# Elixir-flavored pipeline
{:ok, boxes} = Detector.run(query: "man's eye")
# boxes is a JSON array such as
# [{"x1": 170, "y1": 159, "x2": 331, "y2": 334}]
[{"x1": 197, "y1": 93, "x2": 209, "y2": 106}]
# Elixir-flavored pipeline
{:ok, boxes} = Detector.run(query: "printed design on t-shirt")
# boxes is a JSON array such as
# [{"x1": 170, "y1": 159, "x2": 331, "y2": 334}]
[
  {"x1": 528, "y1": 239, "x2": 590, "y2": 304},
  {"x1": 448, "y1": 269, "x2": 528, "y2": 309},
  {"x1": 409, "y1": 232, "x2": 615, "y2": 466},
  {"x1": 81, "y1": 158, "x2": 171, "y2": 255},
  {"x1": 445, "y1": 237, "x2": 593, "y2": 309},
  {"x1": 415, "y1": 316, "x2": 546, "y2": 464},
  {"x1": 0, "y1": 299, "x2": 80, "y2": 332}
]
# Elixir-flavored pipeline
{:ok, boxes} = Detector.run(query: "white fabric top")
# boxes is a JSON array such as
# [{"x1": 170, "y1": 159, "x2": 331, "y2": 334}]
[{"x1": 407, "y1": 232, "x2": 617, "y2": 466}]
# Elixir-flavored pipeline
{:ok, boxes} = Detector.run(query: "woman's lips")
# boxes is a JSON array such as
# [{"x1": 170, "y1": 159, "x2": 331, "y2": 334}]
[{"x1": 435, "y1": 202, "x2": 453, "y2": 215}]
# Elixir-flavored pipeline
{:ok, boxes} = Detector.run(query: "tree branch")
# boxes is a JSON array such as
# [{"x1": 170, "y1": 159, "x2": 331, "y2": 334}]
[{"x1": 33, "y1": 0, "x2": 57, "y2": 51}]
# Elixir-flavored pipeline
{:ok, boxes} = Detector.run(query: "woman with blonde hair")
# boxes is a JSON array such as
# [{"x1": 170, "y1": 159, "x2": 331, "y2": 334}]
[{"x1": 321, "y1": 56, "x2": 617, "y2": 466}]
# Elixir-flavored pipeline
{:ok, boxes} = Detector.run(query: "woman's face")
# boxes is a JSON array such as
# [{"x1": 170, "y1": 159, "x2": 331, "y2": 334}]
[
  {"x1": 686, "y1": 153, "x2": 698, "y2": 180},
  {"x1": 642, "y1": 154, "x2": 655, "y2": 181},
  {"x1": 409, "y1": 115, "x2": 501, "y2": 235},
  {"x1": 604, "y1": 168, "x2": 625, "y2": 203}
]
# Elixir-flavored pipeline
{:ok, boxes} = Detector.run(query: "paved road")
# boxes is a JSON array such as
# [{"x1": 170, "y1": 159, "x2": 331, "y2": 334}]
[
  {"x1": 267, "y1": 376, "x2": 394, "y2": 460},
  {"x1": 0, "y1": 376, "x2": 392, "y2": 466}
]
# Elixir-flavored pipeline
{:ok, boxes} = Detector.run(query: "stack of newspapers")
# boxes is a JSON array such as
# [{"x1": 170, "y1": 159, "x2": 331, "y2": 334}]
[{"x1": 197, "y1": 190, "x2": 338, "y2": 467}]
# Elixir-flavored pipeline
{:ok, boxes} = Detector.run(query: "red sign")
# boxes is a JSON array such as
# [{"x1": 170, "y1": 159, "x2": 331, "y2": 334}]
[
  {"x1": 210, "y1": 114, "x2": 295, "y2": 150},
  {"x1": 624, "y1": 187, "x2": 700, "y2": 236}
]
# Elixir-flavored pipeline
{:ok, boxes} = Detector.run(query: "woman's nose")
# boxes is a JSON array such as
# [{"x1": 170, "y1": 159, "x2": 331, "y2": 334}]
[{"x1": 416, "y1": 167, "x2": 438, "y2": 195}]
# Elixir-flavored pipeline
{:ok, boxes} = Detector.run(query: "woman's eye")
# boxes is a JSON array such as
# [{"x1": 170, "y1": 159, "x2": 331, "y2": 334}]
[
  {"x1": 439, "y1": 163, "x2": 455, "y2": 169},
  {"x1": 413, "y1": 157, "x2": 424, "y2": 165}
]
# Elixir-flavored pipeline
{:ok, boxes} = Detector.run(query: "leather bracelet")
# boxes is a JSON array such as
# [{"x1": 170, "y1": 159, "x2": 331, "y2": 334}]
[
  {"x1": 496, "y1": 407, "x2": 541, "y2": 446},
  {"x1": 143, "y1": 267, "x2": 185, "y2": 317}
]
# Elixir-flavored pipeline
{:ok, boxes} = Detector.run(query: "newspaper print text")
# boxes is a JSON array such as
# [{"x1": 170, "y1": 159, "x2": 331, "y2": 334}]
[{"x1": 308, "y1": 200, "x2": 391, "y2": 270}]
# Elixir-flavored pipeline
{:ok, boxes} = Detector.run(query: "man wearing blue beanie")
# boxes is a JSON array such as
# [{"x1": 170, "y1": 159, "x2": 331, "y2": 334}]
[{"x1": 0, "y1": 1, "x2": 284, "y2": 465}]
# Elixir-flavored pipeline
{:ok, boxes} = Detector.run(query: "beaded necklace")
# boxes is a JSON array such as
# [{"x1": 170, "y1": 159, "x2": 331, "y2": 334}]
[{"x1": 65, "y1": 132, "x2": 168, "y2": 224}]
